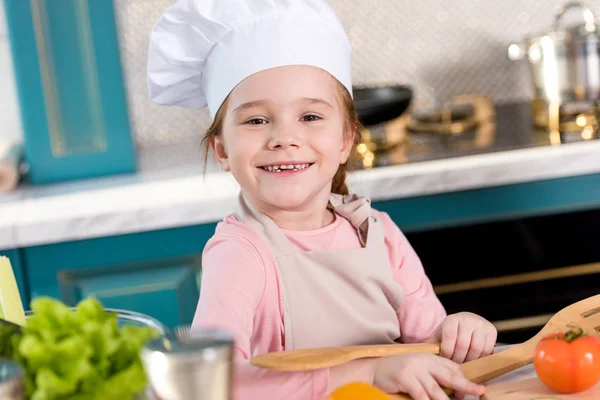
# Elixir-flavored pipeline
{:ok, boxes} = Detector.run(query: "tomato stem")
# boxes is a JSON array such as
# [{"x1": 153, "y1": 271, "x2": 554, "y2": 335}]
[
  {"x1": 563, "y1": 324, "x2": 585, "y2": 342},
  {"x1": 543, "y1": 324, "x2": 587, "y2": 342}
]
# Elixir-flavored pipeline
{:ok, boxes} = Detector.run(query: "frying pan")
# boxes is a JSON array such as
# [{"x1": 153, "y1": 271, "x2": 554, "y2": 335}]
[{"x1": 352, "y1": 85, "x2": 413, "y2": 126}]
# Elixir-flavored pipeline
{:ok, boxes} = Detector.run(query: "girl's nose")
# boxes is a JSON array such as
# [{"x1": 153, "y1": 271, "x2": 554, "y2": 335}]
[{"x1": 267, "y1": 126, "x2": 301, "y2": 150}]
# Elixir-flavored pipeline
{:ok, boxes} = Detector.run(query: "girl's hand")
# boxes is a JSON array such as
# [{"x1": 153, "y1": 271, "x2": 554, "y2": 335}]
[
  {"x1": 373, "y1": 353, "x2": 485, "y2": 400},
  {"x1": 428, "y1": 312, "x2": 498, "y2": 364}
]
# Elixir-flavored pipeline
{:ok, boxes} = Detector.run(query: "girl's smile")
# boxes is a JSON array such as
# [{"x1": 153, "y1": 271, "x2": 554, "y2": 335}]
[
  {"x1": 257, "y1": 161, "x2": 314, "y2": 174},
  {"x1": 210, "y1": 65, "x2": 354, "y2": 229}
]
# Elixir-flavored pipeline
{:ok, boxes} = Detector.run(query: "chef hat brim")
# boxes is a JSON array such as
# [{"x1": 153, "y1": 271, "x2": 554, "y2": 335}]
[{"x1": 147, "y1": 0, "x2": 353, "y2": 119}]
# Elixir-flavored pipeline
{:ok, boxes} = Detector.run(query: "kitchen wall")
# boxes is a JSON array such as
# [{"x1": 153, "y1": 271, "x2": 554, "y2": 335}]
[
  {"x1": 115, "y1": 0, "x2": 600, "y2": 151},
  {"x1": 0, "y1": 0, "x2": 22, "y2": 141},
  {"x1": 2, "y1": 0, "x2": 599, "y2": 149}
]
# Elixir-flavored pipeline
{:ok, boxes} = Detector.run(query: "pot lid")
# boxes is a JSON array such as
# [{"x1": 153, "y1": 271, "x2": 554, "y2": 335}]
[
  {"x1": 553, "y1": 1, "x2": 598, "y2": 38},
  {"x1": 522, "y1": 1, "x2": 599, "y2": 42}
]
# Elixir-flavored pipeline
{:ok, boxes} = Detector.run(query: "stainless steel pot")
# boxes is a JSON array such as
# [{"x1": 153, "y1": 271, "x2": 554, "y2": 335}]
[
  {"x1": 508, "y1": 1, "x2": 600, "y2": 103},
  {"x1": 140, "y1": 327, "x2": 234, "y2": 400}
]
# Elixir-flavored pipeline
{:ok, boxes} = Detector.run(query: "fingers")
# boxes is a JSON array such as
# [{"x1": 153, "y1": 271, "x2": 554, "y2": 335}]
[
  {"x1": 451, "y1": 322, "x2": 472, "y2": 363},
  {"x1": 439, "y1": 318, "x2": 458, "y2": 360},
  {"x1": 466, "y1": 324, "x2": 498, "y2": 362},
  {"x1": 440, "y1": 313, "x2": 499, "y2": 363},
  {"x1": 484, "y1": 328, "x2": 498, "y2": 356},
  {"x1": 416, "y1": 373, "x2": 451, "y2": 400},
  {"x1": 396, "y1": 375, "x2": 438, "y2": 400},
  {"x1": 464, "y1": 329, "x2": 485, "y2": 362},
  {"x1": 432, "y1": 361, "x2": 485, "y2": 398},
  {"x1": 377, "y1": 354, "x2": 486, "y2": 400}
]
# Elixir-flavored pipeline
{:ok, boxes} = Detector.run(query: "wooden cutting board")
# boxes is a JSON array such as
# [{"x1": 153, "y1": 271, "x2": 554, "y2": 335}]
[{"x1": 482, "y1": 377, "x2": 600, "y2": 399}]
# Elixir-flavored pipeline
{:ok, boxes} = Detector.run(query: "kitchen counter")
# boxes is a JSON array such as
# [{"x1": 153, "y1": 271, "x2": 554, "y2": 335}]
[
  {"x1": 463, "y1": 345, "x2": 537, "y2": 400},
  {"x1": 1, "y1": 137, "x2": 600, "y2": 251}
]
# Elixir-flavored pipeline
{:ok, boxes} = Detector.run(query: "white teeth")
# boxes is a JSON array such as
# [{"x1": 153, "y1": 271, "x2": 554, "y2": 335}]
[{"x1": 262, "y1": 163, "x2": 311, "y2": 172}]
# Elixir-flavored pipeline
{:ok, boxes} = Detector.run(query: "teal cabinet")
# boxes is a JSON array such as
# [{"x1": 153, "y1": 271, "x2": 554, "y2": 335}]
[
  {"x1": 4, "y1": 0, "x2": 136, "y2": 184},
  {"x1": 0, "y1": 249, "x2": 29, "y2": 309},
  {"x1": 23, "y1": 224, "x2": 217, "y2": 328},
  {"x1": 58, "y1": 258, "x2": 201, "y2": 329}
]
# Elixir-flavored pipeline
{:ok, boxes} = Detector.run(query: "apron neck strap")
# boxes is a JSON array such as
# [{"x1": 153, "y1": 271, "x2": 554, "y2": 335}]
[
  {"x1": 234, "y1": 192, "x2": 295, "y2": 257},
  {"x1": 329, "y1": 194, "x2": 374, "y2": 246},
  {"x1": 234, "y1": 192, "x2": 376, "y2": 254}
]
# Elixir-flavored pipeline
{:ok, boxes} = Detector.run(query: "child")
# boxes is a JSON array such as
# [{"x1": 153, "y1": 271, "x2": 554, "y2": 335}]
[{"x1": 147, "y1": 1, "x2": 498, "y2": 399}]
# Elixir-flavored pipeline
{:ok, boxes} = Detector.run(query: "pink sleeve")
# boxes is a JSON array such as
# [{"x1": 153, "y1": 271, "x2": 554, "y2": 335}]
[
  {"x1": 378, "y1": 212, "x2": 447, "y2": 343},
  {"x1": 192, "y1": 226, "x2": 330, "y2": 400}
]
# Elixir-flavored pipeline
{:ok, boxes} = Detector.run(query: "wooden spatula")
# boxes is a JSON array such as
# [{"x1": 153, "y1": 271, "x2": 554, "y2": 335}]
[
  {"x1": 251, "y1": 343, "x2": 440, "y2": 371},
  {"x1": 391, "y1": 293, "x2": 600, "y2": 399}
]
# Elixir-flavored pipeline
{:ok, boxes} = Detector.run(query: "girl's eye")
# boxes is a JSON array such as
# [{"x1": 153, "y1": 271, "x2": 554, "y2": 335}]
[
  {"x1": 301, "y1": 114, "x2": 321, "y2": 122},
  {"x1": 245, "y1": 118, "x2": 268, "y2": 125}
]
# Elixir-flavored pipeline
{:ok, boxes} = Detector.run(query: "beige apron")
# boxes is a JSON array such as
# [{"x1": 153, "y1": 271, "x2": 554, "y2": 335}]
[{"x1": 234, "y1": 192, "x2": 404, "y2": 350}]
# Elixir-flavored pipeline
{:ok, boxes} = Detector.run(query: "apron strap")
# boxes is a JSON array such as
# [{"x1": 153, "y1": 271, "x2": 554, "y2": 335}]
[
  {"x1": 329, "y1": 193, "x2": 374, "y2": 247},
  {"x1": 234, "y1": 192, "x2": 379, "y2": 254},
  {"x1": 233, "y1": 192, "x2": 296, "y2": 257}
]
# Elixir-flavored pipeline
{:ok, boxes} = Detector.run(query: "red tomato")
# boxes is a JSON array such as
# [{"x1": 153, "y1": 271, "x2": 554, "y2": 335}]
[{"x1": 534, "y1": 326, "x2": 600, "y2": 394}]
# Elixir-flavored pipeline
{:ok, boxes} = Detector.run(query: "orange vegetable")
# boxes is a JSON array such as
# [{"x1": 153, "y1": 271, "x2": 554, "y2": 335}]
[
  {"x1": 328, "y1": 381, "x2": 392, "y2": 399},
  {"x1": 534, "y1": 325, "x2": 600, "y2": 394}
]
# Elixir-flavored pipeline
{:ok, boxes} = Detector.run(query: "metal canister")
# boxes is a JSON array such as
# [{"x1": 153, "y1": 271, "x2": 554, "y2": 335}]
[
  {"x1": 0, "y1": 360, "x2": 24, "y2": 400},
  {"x1": 140, "y1": 327, "x2": 234, "y2": 400}
]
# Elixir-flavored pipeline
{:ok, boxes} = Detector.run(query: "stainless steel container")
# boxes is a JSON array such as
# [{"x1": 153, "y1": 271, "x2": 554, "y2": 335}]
[
  {"x1": 508, "y1": 1, "x2": 600, "y2": 103},
  {"x1": 140, "y1": 328, "x2": 234, "y2": 400},
  {"x1": 0, "y1": 360, "x2": 24, "y2": 400}
]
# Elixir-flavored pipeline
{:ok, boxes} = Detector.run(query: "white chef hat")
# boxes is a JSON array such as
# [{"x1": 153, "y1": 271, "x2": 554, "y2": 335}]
[{"x1": 147, "y1": 0, "x2": 353, "y2": 119}]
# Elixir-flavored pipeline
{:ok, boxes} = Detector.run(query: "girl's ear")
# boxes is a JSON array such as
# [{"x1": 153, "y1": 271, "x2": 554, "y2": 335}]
[
  {"x1": 210, "y1": 136, "x2": 230, "y2": 171},
  {"x1": 340, "y1": 124, "x2": 357, "y2": 164}
]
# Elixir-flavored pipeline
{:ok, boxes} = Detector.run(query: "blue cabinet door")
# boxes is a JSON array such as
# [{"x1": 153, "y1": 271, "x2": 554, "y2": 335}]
[
  {"x1": 23, "y1": 224, "x2": 216, "y2": 328},
  {"x1": 58, "y1": 258, "x2": 201, "y2": 329},
  {"x1": 4, "y1": 0, "x2": 136, "y2": 183},
  {"x1": 0, "y1": 249, "x2": 29, "y2": 309}
]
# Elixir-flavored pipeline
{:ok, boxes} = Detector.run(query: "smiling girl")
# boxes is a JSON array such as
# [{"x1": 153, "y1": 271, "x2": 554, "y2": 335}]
[{"x1": 147, "y1": 1, "x2": 497, "y2": 399}]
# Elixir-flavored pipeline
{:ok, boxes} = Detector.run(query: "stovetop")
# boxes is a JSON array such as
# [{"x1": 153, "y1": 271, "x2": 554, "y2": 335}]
[
  {"x1": 354, "y1": 100, "x2": 600, "y2": 170},
  {"x1": 131, "y1": 99, "x2": 599, "y2": 175}
]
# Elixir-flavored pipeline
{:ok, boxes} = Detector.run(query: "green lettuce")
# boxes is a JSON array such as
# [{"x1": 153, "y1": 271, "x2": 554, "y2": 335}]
[{"x1": 6, "y1": 297, "x2": 160, "y2": 400}]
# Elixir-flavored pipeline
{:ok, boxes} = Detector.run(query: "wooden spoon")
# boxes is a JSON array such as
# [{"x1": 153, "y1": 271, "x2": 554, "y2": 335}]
[
  {"x1": 391, "y1": 293, "x2": 600, "y2": 399},
  {"x1": 251, "y1": 343, "x2": 440, "y2": 371}
]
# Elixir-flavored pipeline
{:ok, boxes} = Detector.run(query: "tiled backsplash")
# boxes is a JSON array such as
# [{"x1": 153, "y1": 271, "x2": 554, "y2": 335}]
[
  {"x1": 0, "y1": 0, "x2": 22, "y2": 140},
  {"x1": 2, "y1": 0, "x2": 600, "y2": 148},
  {"x1": 115, "y1": 0, "x2": 600, "y2": 149}
]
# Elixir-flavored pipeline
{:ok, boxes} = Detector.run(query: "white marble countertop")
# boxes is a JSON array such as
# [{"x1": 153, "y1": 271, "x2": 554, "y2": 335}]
[{"x1": 1, "y1": 140, "x2": 600, "y2": 251}]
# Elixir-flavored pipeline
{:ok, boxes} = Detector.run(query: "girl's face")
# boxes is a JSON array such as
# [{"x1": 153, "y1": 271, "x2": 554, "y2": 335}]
[{"x1": 211, "y1": 65, "x2": 354, "y2": 213}]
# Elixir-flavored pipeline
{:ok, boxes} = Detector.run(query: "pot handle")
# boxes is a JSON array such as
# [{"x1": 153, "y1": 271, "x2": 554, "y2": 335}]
[{"x1": 554, "y1": 1, "x2": 597, "y2": 32}]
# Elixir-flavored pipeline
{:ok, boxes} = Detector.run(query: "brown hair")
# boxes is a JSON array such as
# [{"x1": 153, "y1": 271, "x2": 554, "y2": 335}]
[{"x1": 201, "y1": 79, "x2": 361, "y2": 195}]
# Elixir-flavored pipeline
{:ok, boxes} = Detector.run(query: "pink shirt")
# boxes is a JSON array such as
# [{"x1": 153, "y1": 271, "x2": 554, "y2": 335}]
[{"x1": 192, "y1": 210, "x2": 447, "y2": 399}]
